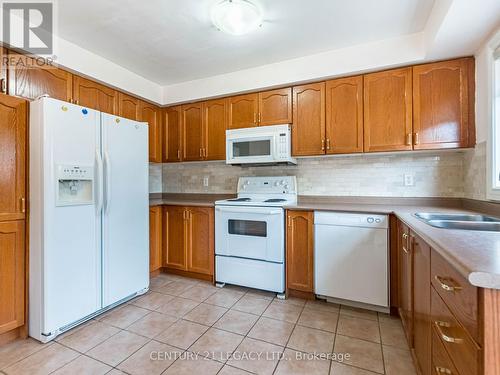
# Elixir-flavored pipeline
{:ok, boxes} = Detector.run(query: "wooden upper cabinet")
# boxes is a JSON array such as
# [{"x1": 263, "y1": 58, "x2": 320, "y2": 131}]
[
  {"x1": 7, "y1": 52, "x2": 72, "y2": 101},
  {"x1": 140, "y1": 101, "x2": 162, "y2": 163},
  {"x1": 203, "y1": 98, "x2": 227, "y2": 161},
  {"x1": 149, "y1": 206, "x2": 162, "y2": 273},
  {"x1": 186, "y1": 207, "x2": 214, "y2": 276},
  {"x1": 228, "y1": 93, "x2": 258, "y2": 129},
  {"x1": 286, "y1": 210, "x2": 314, "y2": 293},
  {"x1": 118, "y1": 92, "x2": 140, "y2": 120},
  {"x1": 258, "y1": 88, "x2": 292, "y2": 126},
  {"x1": 326, "y1": 76, "x2": 363, "y2": 154},
  {"x1": 0, "y1": 220, "x2": 25, "y2": 335},
  {"x1": 0, "y1": 95, "x2": 27, "y2": 222},
  {"x1": 182, "y1": 103, "x2": 204, "y2": 161},
  {"x1": 162, "y1": 206, "x2": 186, "y2": 270},
  {"x1": 413, "y1": 58, "x2": 472, "y2": 150},
  {"x1": 291, "y1": 82, "x2": 325, "y2": 156},
  {"x1": 73, "y1": 76, "x2": 118, "y2": 114},
  {"x1": 364, "y1": 67, "x2": 413, "y2": 152},
  {"x1": 164, "y1": 106, "x2": 182, "y2": 162}
]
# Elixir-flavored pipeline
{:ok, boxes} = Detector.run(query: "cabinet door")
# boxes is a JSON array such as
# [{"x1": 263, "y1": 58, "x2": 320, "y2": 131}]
[
  {"x1": 203, "y1": 98, "x2": 227, "y2": 160},
  {"x1": 0, "y1": 95, "x2": 27, "y2": 222},
  {"x1": 162, "y1": 206, "x2": 186, "y2": 270},
  {"x1": 73, "y1": 76, "x2": 118, "y2": 114},
  {"x1": 0, "y1": 221, "x2": 25, "y2": 334},
  {"x1": 228, "y1": 93, "x2": 258, "y2": 129},
  {"x1": 118, "y1": 92, "x2": 140, "y2": 120},
  {"x1": 413, "y1": 58, "x2": 472, "y2": 149},
  {"x1": 398, "y1": 221, "x2": 413, "y2": 346},
  {"x1": 140, "y1": 101, "x2": 162, "y2": 162},
  {"x1": 8, "y1": 52, "x2": 72, "y2": 101},
  {"x1": 326, "y1": 76, "x2": 363, "y2": 154},
  {"x1": 412, "y1": 234, "x2": 431, "y2": 375},
  {"x1": 258, "y1": 88, "x2": 292, "y2": 126},
  {"x1": 186, "y1": 207, "x2": 214, "y2": 276},
  {"x1": 286, "y1": 210, "x2": 314, "y2": 292},
  {"x1": 291, "y1": 83, "x2": 325, "y2": 156},
  {"x1": 149, "y1": 206, "x2": 162, "y2": 273},
  {"x1": 364, "y1": 67, "x2": 413, "y2": 152},
  {"x1": 182, "y1": 103, "x2": 204, "y2": 161},
  {"x1": 163, "y1": 106, "x2": 182, "y2": 162}
]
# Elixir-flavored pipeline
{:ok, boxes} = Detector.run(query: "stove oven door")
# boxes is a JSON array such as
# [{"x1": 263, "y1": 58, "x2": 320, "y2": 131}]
[{"x1": 215, "y1": 206, "x2": 284, "y2": 263}]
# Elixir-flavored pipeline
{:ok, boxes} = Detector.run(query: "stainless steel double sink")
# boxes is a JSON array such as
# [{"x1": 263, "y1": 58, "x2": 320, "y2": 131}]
[{"x1": 414, "y1": 212, "x2": 500, "y2": 232}]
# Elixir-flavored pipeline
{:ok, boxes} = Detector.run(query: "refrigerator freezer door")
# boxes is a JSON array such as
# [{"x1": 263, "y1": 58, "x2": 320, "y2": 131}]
[
  {"x1": 101, "y1": 114, "x2": 149, "y2": 307},
  {"x1": 30, "y1": 98, "x2": 102, "y2": 338}
]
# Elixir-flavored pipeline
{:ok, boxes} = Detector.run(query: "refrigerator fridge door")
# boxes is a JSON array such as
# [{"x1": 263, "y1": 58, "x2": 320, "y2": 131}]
[
  {"x1": 101, "y1": 113, "x2": 149, "y2": 307},
  {"x1": 30, "y1": 98, "x2": 102, "y2": 339}
]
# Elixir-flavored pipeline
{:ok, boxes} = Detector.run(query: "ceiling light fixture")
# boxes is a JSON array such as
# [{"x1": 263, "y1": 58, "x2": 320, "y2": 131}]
[{"x1": 211, "y1": 0, "x2": 263, "y2": 36}]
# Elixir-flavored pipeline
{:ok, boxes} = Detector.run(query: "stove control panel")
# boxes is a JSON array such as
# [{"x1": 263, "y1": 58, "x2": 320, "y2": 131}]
[{"x1": 237, "y1": 176, "x2": 297, "y2": 195}]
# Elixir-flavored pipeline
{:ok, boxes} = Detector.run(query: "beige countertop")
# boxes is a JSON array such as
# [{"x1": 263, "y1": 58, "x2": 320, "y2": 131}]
[{"x1": 150, "y1": 193, "x2": 500, "y2": 290}]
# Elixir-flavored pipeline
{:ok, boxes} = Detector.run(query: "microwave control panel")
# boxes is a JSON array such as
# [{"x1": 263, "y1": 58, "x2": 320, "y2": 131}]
[{"x1": 277, "y1": 132, "x2": 289, "y2": 159}]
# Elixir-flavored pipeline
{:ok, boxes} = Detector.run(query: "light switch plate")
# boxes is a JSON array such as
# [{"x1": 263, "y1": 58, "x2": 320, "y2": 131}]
[
  {"x1": 203, "y1": 176, "x2": 209, "y2": 187},
  {"x1": 404, "y1": 174, "x2": 415, "y2": 187}
]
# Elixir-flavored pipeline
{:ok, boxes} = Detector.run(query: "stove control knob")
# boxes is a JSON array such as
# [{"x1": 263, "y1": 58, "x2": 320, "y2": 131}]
[
  {"x1": 280, "y1": 180, "x2": 286, "y2": 185},
  {"x1": 283, "y1": 184, "x2": 289, "y2": 190}
]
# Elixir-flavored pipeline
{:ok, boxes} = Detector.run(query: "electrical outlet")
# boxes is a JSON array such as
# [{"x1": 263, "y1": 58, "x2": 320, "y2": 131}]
[
  {"x1": 403, "y1": 174, "x2": 415, "y2": 187},
  {"x1": 203, "y1": 176, "x2": 209, "y2": 187}
]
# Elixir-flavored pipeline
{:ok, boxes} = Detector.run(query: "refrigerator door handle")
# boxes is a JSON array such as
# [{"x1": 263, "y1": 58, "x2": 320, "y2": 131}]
[
  {"x1": 104, "y1": 151, "x2": 112, "y2": 214},
  {"x1": 95, "y1": 149, "x2": 104, "y2": 214}
]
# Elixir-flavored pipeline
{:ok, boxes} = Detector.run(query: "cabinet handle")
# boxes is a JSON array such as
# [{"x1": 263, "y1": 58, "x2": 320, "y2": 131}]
[
  {"x1": 414, "y1": 132, "x2": 420, "y2": 145},
  {"x1": 20, "y1": 197, "x2": 26, "y2": 213},
  {"x1": 287, "y1": 215, "x2": 291, "y2": 227},
  {"x1": 258, "y1": 112, "x2": 261, "y2": 124},
  {"x1": 253, "y1": 113, "x2": 257, "y2": 124},
  {"x1": 321, "y1": 139, "x2": 325, "y2": 151},
  {"x1": 406, "y1": 133, "x2": 412, "y2": 146},
  {"x1": 435, "y1": 367, "x2": 452, "y2": 374},
  {"x1": 434, "y1": 321, "x2": 463, "y2": 344},
  {"x1": 75, "y1": 100, "x2": 79, "y2": 105},
  {"x1": 177, "y1": 149, "x2": 181, "y2": 160},
  {"x1": 435, "y1": 275, "x2": 462, "y2": 292},
  {"x1": 326, "y1": 139, "x2": 331, "y2": 150},
  {"x1": 199, "y1": 148, "x2": 202, "y2": 158},
  {"x1": 402, "y1": 232, "x2": 409, "y2": 253},
  {"x1": 0, "y1": 78, "x2": 6, "y2": 93}
]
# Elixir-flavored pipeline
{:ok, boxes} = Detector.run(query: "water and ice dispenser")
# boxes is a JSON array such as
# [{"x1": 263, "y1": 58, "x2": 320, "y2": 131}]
[{"x1": 56, "y1": 165, "x2": 94, "y2": 206}]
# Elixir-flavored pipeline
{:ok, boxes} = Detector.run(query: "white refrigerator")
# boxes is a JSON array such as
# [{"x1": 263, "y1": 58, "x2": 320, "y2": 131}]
[{"x1": 29, "y1": 97, "x2": 149, "y2": 343}]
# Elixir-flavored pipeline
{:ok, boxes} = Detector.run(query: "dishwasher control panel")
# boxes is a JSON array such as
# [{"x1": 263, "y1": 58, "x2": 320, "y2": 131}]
[{"x1": 314, "y1": 212, "x2": 388, "y2": 229}]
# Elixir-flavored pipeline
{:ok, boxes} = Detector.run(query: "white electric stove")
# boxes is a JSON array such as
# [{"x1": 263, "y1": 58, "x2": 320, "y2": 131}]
[{"x1": 214, "y1": 176, "x2": 297, "y2": 295}]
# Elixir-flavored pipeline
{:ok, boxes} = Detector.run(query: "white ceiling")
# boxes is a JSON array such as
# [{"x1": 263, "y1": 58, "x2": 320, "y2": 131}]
[{"x1": 58, "y1": 0, "x2": 435, "y2": 85}]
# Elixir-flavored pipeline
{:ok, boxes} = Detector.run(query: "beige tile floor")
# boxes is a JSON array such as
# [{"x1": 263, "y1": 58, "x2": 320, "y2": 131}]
[{"x1": 0, "y1": 274, "x2": 417, "y2": 375}]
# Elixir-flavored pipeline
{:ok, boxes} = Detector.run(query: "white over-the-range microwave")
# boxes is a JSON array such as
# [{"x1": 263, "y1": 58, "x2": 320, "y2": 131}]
[{"x1": 226, "y1": 124, "x2": 297, "y2": 165}]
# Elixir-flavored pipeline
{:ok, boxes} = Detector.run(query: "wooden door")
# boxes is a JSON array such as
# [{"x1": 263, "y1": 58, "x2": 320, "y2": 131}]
[
  {"x1": 118, "y1": 92, "x2": 140, "y2": 120},
  {"x1": 186, "y1": 207, "x2": 214, "y2": 276},
  {"x1": 413, "y1": 58, "x2": 472, "y2": 149},
  {"x1": 326, "y1": 76, "x2": 363, "y2": 154},
  {"x1": 140, "y1": 101, "x2": 162, "y2": 162},
  {"x1": 73, "y1": 76, "x2": 118, "y2": 114},
  {"x1": 398, "y1": 221, "x2": 413, "y2": 346},
  {"x1": 203, "y1": 98, "x2": 227, "y2": 160},
  {"x1": 7, "y1": 52, "x2": 72, "y2": 101},
  {"x1": 149, "y1": 206, "x2": 162, "y2": 273},
  {"x1": 412, "y1": 233, "x2": 431, "y2": 375},
  {"x1": 182, "y1": 103, "x2": 204, "y2": 161},
  {"x1": 162, "y1": 206, "x2": 187, "y2": 270},
  {"x1": 291, "y1": 82, "x2": 325, "y2": 156},
  {"x1": 258, "y1": 88, "x2": 292, "y2": 126},
  {"x1": 163, "y1": 106, "x2": 182, "y2": 162},
  {"x1": 228, "y1": 93, "x2": 258, "y2": 129},
  {"x1": 364, "y1": 67, "x2": 413, "y2": 152},
  {"x1": 0, "y1": 221, "x2": 25, "y2": 334},
  {"x1": 0, "y1": 95, "x2": 27, "y2": 222},
  {"x1": 286, "y1": 211, "x2": 314, "y2": 292}
]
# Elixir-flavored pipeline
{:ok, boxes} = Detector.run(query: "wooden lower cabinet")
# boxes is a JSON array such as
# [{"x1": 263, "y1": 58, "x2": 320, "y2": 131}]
[
  {"x1": 398, "y1": 220, "x2": 413, "y2": 346},
  {"x1": 285, "y1": 210, "x2": 314, "y2": 294},
  {"x1": 0, "y1": 221, "x2": 25, "y2": 335},
  {"x1": 162, "y1": 205, "x2": 214, "y2": 278},
  {"x1": 149, "y1": 206, "x2": 162, "y2": 273}
]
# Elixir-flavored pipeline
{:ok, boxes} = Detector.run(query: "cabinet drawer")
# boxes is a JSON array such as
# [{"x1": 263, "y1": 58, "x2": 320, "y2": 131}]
[
  {"x1": 432, "y1": 327, "x2": 460, "y2": 375},
  {"x1": 431, "y1": 249, "x2": 479, "y2": 343},
  {"x1": 431, "y1": 287, "x2": 480, "y2": 375}
]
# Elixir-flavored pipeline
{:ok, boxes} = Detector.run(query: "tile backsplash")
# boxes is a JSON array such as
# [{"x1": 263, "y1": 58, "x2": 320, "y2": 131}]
[
  {"x1": 464, "y1": 141, "x2": 487, "y2": 200},
  {"x1": 156, "y1": 151, "x2": 467, "y2": 197}
]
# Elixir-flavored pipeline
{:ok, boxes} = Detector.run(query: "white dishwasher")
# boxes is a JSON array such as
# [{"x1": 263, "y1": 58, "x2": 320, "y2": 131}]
[{"x1": 314, "y1": 211, "x2": 389, "y2": 311}]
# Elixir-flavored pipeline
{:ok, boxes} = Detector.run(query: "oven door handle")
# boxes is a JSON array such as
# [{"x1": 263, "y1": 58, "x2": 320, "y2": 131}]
[{"x1": 215, "y1": 206, "x2": 282, "y2": 215}]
